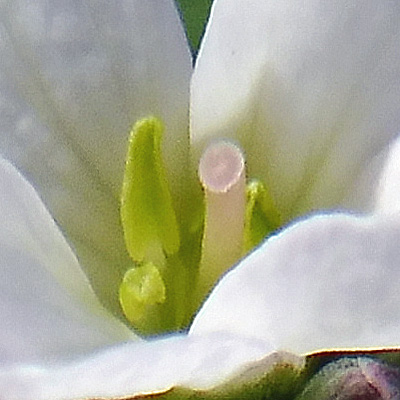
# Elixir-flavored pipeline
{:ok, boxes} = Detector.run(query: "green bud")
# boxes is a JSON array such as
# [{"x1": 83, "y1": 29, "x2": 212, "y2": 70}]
[{"x1": 297, "y1": 357, "x2": 400, "y2": 400}]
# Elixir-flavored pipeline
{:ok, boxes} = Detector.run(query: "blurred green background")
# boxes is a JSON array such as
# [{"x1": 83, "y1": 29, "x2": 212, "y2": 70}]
[{"x1": 175, "y1": 0, "x2": 214, "y2": 54}]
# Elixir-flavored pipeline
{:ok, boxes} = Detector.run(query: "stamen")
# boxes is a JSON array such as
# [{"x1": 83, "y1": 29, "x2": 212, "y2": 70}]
[
  {"x1": 197, "y1": 140, "x2": 246, "y2": 300},
  {"x1": 119, "y1": 262, "x2": 166, "y2": 326},
  {"x1": 120, "y1": 117, "x2": 180, "y2": 263},
  {"x1": 244, "y1": 179, "x2": 281, "y2": 253}
]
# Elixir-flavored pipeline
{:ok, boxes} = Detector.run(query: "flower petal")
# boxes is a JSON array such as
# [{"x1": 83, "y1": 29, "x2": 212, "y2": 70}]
[
  {"x1": 0, "y1": 0, "x2": 192, "y2": 316},
  {"x1": 0, "y1": 156, "x2": 135, "y2": 364},
  {"x1": 375, "y1": 135, "x2": 400, "y2": 214},
  {"x1": 0, "y1": 332, "x2": 279, "y2": 400},
  {"x1": 191, "y1": 0, "x2": 400, "y2": 220},
  {"x1": 191, "y1": 213, "x2": 400, "y2": 354}
]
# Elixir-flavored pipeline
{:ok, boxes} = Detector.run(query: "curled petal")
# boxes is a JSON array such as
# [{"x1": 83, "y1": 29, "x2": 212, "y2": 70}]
[
  {"x1": 0, "y1": 332, "x2": 277, "y2": 400},
  {"x1": 0, "y1": 157, "x2": 135, "y2": 365},
  {"x1": 191, "y1": 213, "x2": 400, "y2": 354}
]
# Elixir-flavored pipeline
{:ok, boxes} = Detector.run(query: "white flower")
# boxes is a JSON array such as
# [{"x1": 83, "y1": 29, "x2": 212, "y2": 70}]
[{"x1": 0, "y1": 0, "x2": 400, "y2": 399}]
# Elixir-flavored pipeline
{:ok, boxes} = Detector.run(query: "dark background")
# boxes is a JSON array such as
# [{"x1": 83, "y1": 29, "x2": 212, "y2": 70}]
[{"x1": 175, "y1": 0, "x2": 214, "y2": 54}]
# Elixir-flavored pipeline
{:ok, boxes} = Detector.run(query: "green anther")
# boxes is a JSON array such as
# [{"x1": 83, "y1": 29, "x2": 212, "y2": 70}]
[
  {"x1": 244, "y1": 179, "x2": 281, "y2": 253},
  {"x1": 120, "y1": 117, "x2": 180, "y2": 262},
  {"x1": 119, "y1": 263, "x2": 166, "y2": 324}
]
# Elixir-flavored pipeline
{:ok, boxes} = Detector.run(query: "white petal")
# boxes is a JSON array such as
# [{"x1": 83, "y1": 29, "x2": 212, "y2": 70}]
[
  {"x1": 0, "y1": 0, "x2": 192, "y2": 315},
  {"x1": 0, "y1": 156, "x2": 135, "y2": 364},
  {"x1": 191, "y1": 0, "x2": 400, "y2": 220},
  {"x1": 375, "y1": 135, "x2": 400, "y2": 214},
  {"x1": 0, "y1": 332, "x2": 279, "y2": 400},
  {"x1": 191, "y1": 213, "x2": 400, "y2": 354}
]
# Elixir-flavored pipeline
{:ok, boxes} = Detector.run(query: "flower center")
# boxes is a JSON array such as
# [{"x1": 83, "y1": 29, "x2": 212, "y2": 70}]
[{"x1": 118, "y1": 117, "x2": 281, "y2": 335}]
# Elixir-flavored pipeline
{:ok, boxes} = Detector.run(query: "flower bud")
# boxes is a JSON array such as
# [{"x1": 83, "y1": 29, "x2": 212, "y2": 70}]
[{"x1": 298, "y1": 357, "x2": 400, "y2": 400}]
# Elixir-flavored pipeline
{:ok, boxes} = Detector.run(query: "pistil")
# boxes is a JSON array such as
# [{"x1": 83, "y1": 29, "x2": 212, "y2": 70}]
[{"x1": 197, "y1": 140, "x2": 246, "y2": 300}]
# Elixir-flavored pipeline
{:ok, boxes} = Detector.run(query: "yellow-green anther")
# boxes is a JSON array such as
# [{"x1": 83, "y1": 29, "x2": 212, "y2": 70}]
[
  {"x1": 120, "y1": 117, "x2": 180, "y2": 262},
  {"x1": 119, "y1": 263, "x2": 166, "y2": 324},
  {"x1": 244, "y1": 179, "x2": 281, "y2": 253}
]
